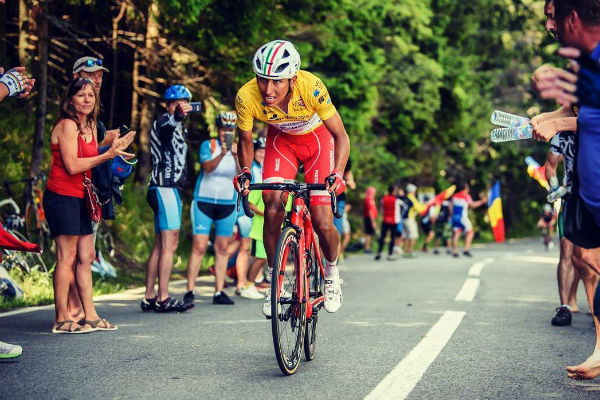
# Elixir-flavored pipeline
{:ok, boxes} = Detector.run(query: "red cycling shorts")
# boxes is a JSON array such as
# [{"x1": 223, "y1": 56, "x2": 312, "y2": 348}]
[{"x1": 263, "y1": 123, "x2": 334, "y2": 205}]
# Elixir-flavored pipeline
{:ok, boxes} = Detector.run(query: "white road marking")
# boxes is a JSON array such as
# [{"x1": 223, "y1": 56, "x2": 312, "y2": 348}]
[
  {"x1": 364, "y1": 311, "x2": 466, "y2": 400},
  {"x1": 467, "y1": 257, "x2": 494, "y2": 277},
  {"x1": 454, "y1": 278, "x2": 480, "y2": 302}
]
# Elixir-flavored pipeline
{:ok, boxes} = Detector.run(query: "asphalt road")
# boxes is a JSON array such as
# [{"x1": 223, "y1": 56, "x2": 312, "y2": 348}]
[{"x1": 1, "y1": 238, "x2": 599, "y2": 399}]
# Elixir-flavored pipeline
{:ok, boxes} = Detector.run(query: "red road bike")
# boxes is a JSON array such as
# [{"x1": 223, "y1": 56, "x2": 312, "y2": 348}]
[{"x1": 240, "y1": 179, "x2": 341, "y2": 375}]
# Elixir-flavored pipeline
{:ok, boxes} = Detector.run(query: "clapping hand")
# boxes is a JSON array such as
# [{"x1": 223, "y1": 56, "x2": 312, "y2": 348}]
[{"x1": 109, "y1": 130, "x2": 136, "y2": 159}]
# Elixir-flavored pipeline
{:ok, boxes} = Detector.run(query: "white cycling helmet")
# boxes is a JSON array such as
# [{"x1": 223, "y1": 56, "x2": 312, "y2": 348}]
[
  {"x1": 406, "y1": 183, "x2": 417, "y2": 194},
  {"x1": 253, "y1": 40, "x2": 301, "y2": 79},
  {"x1": 216, "y1": 111, "x2": 237, "y2": 129}
]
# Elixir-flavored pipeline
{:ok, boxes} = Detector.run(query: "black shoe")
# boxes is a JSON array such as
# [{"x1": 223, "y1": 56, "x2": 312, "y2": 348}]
[
  {"x1": 463, "y1": 251, "x2": 473, "y2": 257},
  {"x1": 183, "y1": 291, "x2": 195, "y2": 306},
  {"x1": 213, "y1": 292, "x2": 234, "y2": 305},
  {"x1": 140, "y1": 296, "x2": 157, "y2": 311},
  {"x1": 551, "y1": 306, "x2": 572, "y2": 326},
  {"x1": 433, "y1": 249, "x2": 440, "y2": 255},
  {"x1": 154, "y1": 297, "x2": 193, "y2": 313},
  {"x1": 453, "y1": 253, "x2": 459, "y2": 258},
  {"x1": 375, "y1": 254, "x2": 381, "y2": 260}
]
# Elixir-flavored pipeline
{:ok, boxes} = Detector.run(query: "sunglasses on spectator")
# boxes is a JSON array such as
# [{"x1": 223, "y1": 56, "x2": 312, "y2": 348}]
[{"x1": 75, "y1": 58, "x2": 103, "y2": 70}]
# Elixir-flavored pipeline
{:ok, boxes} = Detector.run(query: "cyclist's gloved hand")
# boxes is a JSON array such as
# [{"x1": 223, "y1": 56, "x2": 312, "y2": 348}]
[
  {"x1": 326, "y1": 169, "x2": 346, "y2": 196},
  {"x1": 233, "y1": 167, "x2": 252, "y2": 194},
  {"x1": 0, "y1": 68, "x2": 26, "y2": 97},
  {"x1": 174, "y1": 104, "x2": 186, "y2": 122}
]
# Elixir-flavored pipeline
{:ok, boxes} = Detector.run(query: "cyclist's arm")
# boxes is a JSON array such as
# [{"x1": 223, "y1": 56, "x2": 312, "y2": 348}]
[
  {"x1": 201, "y1": 141, "x2": 228, "y2": 173},
  {"x1": 237, "y1": 127, "x2": 254, "y2": 170},
  {"x1": 322, "y1": 112, "x2": 350, "y2": 173}
]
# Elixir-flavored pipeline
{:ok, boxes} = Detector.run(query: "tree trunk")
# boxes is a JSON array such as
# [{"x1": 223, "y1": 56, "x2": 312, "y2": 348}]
[
  {"x1": 108, "y1": 1, "x2": 126, "y2": 128},
  {"x1": 135, "y1": 1, "x2": 160, "y2": 181},
  {"x1": 130, "y1": 49, "x2": 140, "y2": 130},
  {"x1": 0, "y1": 3, "x2": 6, "y2": 63},
  {"x1": 29, "y1": 0, "x2": 47, "y2": 178},
  {"x1": 18, "y1": 0, "x2": 31, "y2": 67}
]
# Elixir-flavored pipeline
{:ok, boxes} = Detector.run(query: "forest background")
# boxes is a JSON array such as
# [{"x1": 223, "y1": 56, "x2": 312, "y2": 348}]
[{"x1": 0, "y1": 0, "x2": 563, "y2": 276}]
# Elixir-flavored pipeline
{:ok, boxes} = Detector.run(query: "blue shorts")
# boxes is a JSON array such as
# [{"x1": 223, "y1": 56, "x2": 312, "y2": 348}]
[
  {"x1": 147, "y1": 187, "x2": 182, "y2": 233},
  {"x1": 396, "y1": 222, "x2": 403, "y2": 235},
  {"x1": 452, "y1": 216, "x2": 473, "y2": 233},
  {"x1": 236, "y1": 214, "x2": 252, "y2": 239},
  {"x1": 333, "y1": 200, "x2": 346, "y2": 235},
  {"x1": 191, "y1": 200, "x2": 236, "y2": 236}
]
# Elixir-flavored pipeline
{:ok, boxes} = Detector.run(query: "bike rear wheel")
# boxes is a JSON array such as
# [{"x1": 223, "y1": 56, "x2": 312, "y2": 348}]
[
  {"x1": 272, "y1": 226, "x2": 306, "y2": 375},
  {"x1": 304, "y1": 243, "x2": 322, "y2": 361}
]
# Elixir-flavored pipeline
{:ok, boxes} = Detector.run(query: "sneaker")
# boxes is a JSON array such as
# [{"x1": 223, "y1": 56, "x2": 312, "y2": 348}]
[
  {"x1": 183, "y1": 291, "x2": 195, "y2": 306},
  {"x1": 0, "y1": 341, "x2": 22, "y2": 359},
  {"x1": 551, "y1": 306, "x2": 572, "y2": 326},
  {"x1": 375, "y1": 254, "x2": 381, "y2": 261},
  {"x1": 240, "y1": 285, "x2": 265, "y2": 300},
  {"x1": 463, "y1": 251, "x2": 473, "y2": 257},
  {"x1": 433, "y1": 249, "x2": 440, "y2": 255},
  {"x1": 364, "y1": 249, "x2": 373, "y2": 254},
  {"x1": 446, "y1": 249, "x2": 453, "y2": 255},
  {"x1": 234, "y1": 288, "x2": 242, "y2": 296},
  {"x1": 453, "y1": 253, "x2": 459, "y2": 258},
  {"x1": 324, "y1": 277, "x2": 343, "y2": 313},
  {"x1": 140, "y1": 296, "x2": 157, "y2": 311},
  {"x1": 154, "y1": 297, "x2": 193, "y2": 313},
  {"x1": 262, "y1": 292, "x2": 272, "y2": 318},
  {"x1": 213, "y1": 292, "x2": 234, "y2": 305},
  {"x1": 386, "y1": 254, "x2": 397, "y2": 261}
]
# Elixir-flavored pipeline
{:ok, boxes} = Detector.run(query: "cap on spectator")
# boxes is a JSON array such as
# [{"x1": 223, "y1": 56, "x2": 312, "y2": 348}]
[
  {"x1": 73, "y1": 57, "x2": 109, "y2": 74},
  {"x1": 406, "y1": 183, "x2": 417, "y2": 193}
]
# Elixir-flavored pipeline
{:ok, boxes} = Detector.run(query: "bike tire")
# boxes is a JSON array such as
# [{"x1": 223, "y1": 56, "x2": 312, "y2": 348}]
[
  {"x1": 271, "y1": 226, "x2": 306, "y2": 375},
  {"x1": 304, "y1": 243, "x2": 322, "y2": 361}
]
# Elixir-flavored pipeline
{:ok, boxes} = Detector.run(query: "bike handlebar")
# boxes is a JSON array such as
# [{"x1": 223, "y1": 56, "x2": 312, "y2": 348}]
[{"x1": 238, "y1": 179, "x2": 342, "y2": 219}]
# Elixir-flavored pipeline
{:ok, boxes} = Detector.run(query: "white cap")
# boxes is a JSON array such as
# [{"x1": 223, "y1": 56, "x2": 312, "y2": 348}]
[{"x1": 406, "y1": 183, "x2": 417, "y2": 193}]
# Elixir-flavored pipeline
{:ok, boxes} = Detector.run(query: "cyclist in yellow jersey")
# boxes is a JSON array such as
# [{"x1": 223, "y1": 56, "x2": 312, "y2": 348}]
[{"x1": 234, "y1": 40, "x2": 350, "y2": 315}]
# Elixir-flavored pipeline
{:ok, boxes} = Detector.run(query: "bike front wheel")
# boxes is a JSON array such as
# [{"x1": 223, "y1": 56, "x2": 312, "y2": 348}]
[{"x1": 272, "y1": 226, "x2": 306, "y2": 375}]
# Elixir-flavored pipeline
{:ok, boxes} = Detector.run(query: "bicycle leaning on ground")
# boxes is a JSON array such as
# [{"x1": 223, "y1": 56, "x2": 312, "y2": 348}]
[
  {"x1": 239, "y1": 177, "x2": 341, "y2": 375},
  {"x1": 2, "y1": 173, "x2": 53, "y2": 254}
]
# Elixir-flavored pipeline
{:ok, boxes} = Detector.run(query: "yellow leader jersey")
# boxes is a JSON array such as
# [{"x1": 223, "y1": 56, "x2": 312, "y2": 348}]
[{"x1": 235, "y1": 70, "x2": 337, "y2": 135}]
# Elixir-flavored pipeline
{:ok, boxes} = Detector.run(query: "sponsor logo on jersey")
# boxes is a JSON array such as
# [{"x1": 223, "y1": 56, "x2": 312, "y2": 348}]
[
  {"x1": 275, "y1": 158, "x2": 281, "y2": 172},
  {"x1": 313, "y1": 89, "x2": 320, "y2": 97}
]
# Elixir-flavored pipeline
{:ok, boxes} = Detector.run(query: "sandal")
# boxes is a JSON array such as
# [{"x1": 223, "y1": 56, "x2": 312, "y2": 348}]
[
  {"x1": 52, "y1": 320, "x2": 93, "y2": 334},
  {"x1": 84, "y1": 318, "x2": 118, "y2": 331}
]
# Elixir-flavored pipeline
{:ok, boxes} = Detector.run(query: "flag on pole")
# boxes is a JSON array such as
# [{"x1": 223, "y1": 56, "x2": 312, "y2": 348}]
[
  {"x1": 488, "y1": 181, "x2": 505, "y2": 243},
  {"x1": 419, "y1": 185, "x2": 457, "y2": 217},
  {"x1": 525, "y1": 156, "x2": 549, "y2": 190}
]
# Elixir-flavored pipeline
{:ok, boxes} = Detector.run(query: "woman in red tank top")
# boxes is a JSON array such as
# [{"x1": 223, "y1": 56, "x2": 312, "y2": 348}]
[{"x1": 44, "y1": 78, "x2": 135, "y2": 334}]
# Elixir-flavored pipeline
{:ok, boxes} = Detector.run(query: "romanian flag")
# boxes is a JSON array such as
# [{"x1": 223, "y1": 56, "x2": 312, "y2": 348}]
[{"x1": 488, "y1": 181, "x2": 505, "y2": 243}]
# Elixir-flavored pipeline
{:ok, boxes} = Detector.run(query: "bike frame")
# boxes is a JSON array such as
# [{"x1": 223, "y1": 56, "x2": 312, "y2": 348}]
[{"x1": 287, "y1": 195, "x2": 325, "y2": 321}]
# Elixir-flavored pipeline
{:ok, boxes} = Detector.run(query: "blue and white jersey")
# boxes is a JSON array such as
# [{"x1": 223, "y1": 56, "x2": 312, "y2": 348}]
[
  {"x1": 193, "y1": 139, "x2": 238, "y2": 205},
  {"x1": 251, "y1": 160, "x2": 263, "y2": 183},
  {"x1": 149, "y1": 113, "x2": 188, "y2": 189}
]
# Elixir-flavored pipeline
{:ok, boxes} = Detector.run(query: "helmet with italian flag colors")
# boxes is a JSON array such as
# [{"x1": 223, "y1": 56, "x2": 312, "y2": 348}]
[{"x1": 252, "y1": 40, "x2": 301, "y2": 80}]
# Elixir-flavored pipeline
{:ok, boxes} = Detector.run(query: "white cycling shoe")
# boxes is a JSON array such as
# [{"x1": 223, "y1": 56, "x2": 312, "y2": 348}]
[
  {"x1": 324, "y1": 277, "x2": 343, "y2": 313},
  {"x1": 262, "y1": 293, "x2": 272, "y2": 317}
]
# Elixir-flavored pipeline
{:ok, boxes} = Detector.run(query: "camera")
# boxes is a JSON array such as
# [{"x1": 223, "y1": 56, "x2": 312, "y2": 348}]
[
  {"x1": 224, "y1": 131, "x2": 234, "y2": 151},
  {"x1": 190, "y1": 102, "x2": 202, "y2": 113},
  {"x1": 118, "y1": 125, "x2": 131, "y2": 137}
]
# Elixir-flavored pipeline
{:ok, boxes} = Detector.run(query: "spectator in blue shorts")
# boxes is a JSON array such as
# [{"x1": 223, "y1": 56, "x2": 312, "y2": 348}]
[
  {"x1": 184, "y1": 112, "x2": 240, "y2": 306},
  {"x1": 142, "y1": 84, "x2": 193, "y2": 313}
]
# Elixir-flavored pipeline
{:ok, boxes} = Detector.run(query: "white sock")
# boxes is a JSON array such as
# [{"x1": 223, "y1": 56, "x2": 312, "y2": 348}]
[
  {"x1": 561, "y1": 304, "x2": 571, "y2": 310},
  {"x1": 325, "y1": 258, "x2": 338, "y2": 278}
]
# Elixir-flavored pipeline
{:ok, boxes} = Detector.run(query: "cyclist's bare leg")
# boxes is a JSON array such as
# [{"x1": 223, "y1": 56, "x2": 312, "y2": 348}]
[
  {"x1": 311, "y1": 204, "x2": 340, "y2": 264},
  {"x1": 452, "y1": 229, "x2": 461, "y2": 254},
  {"x1": 213, "y1": 235, "x2": 229, "y2": 292},
  {"x1": 568, "y1": 246, "x2": 600, "y2": 380},
  {"x1": 144, "y1": 235, "x2": 161, "y2": 299},
  {"x1": 263, "y1": 191, "x2": 286, "y2": 269},
  {"x1": 75, "y1": 234, "x2": 102, "y2": 323},
  {"x1": 53, "y1": 235, "x2": 83, "y2": 328},
  {"x1": 186, "y1": 234, "x2": 209, "y2": 292},
  {"x1": 236, "y1": 238, "x2": 252, "y2": 290},
  {"x1": 464, "y1": 230, "x2": 475, "y2": 252},
  {"x1": 157, "y1": 229, "x2": 179, "y2": 302},
  {"x1": 557, "y1": 237, "x2": 577, "y2": 308}
]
